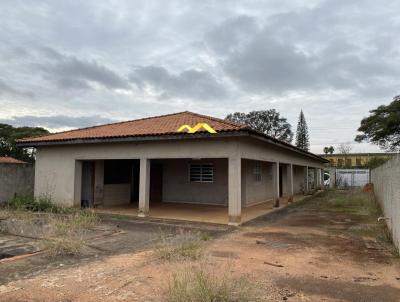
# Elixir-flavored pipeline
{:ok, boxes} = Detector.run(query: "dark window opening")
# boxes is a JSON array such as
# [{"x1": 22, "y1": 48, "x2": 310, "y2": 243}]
[
  {"x1": 189, "y1": 163, "x2": 214, "y2": 183},
  {"x1": 104, "y1": 160, "x2": 132, "y2": 184}
]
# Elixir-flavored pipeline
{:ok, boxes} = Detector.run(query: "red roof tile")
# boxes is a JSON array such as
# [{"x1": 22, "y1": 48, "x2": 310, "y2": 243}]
[
  {"x1": 17, "y1": 111, "x2": 248, "y2": 144},
  {"x1": 0, "y1": 156, "x2": 28, "y2": 164}
]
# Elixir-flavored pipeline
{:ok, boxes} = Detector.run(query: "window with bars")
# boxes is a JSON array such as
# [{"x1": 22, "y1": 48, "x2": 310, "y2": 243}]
[
  {"x1": 253, "y1": 161, "x2": 262, "y2": 182},
  {"x1": 189, "y1": 163, "x2": 214, "y2": 183}
]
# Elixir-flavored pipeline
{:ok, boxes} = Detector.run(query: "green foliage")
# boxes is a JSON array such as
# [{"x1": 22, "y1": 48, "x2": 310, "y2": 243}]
[
  {"x1": 323, "y1": 146, "x2": 335, "y2": 154},
  {"x1": 355, "y1": 95, "x2": 400, "y2": 151},
  {"x1": 363, "y1": 156, "x2": 389, "y2": 169},
  {"x1": 225, "y1": 109, "x2": 293, "y2": 143},
  {"x1": 7, "y1": 194, "x2": 56, "y2": 212},
  {"x1": 295, "y1": 110, "x2": 310, "y2": 151},
  {"x1": 0, "y1": 123, "x2": 49, "y2": 162},
  {"x1": 166, "y1": 268, "x2": 258, "y2": 302}
]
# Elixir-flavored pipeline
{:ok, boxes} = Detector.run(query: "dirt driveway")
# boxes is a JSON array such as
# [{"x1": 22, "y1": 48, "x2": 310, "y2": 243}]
[{"x1": 1, "y1": 190, "x2": 399, "y2": 301}]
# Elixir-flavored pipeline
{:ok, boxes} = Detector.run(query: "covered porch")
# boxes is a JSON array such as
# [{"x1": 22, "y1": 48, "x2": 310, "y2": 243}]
[{"x1": 79, "y1": 156, "x2": 322, "y2": 225}]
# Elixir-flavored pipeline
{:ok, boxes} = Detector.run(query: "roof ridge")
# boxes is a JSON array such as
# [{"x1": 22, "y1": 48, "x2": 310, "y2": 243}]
[
  {"x1": 17, "y1": 111, "x2": 191, "y2": 142},
  {"x1": 184, "y1": 111, "x2": 248, "y2": 129}
]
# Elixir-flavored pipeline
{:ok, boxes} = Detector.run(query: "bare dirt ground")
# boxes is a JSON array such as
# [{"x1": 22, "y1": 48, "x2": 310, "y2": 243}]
[{"x1": 1, "y1": 190, "x2": 399, "y2": 301}]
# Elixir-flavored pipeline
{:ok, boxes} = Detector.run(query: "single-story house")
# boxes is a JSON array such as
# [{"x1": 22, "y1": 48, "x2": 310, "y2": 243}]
[{"x1": 17, "y1": 111, "x2": 328, "y2": 225}]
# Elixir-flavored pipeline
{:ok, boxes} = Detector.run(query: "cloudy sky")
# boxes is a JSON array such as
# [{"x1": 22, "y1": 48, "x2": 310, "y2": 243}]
[{"x1": 0, "y1": 0, "x2": 399, "y2": 153}]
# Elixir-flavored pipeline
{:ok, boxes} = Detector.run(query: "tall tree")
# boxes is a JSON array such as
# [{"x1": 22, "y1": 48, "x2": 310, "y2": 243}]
[
  {"x1": 355, "y1": 95, "x2": 400, "y2": 151},
  {"x1": 0, "y1": 123, "x2": 49, "y2": 162},
  {"x1": 323, "y1": 147, "x2": 329, "y2": 154},
  {"x1": 295, "y1": 110, "x2": 310, "y2": 151},
  {"x1": 225, "y1": 109, "x2": 293, "y2": 143}
]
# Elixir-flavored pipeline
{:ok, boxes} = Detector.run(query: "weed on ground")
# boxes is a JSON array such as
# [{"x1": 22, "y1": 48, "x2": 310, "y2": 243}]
[
  {"x1": 156, "y1": 231, "x2": 203, "y2": 261},
  {"x1": 166, "y1": 265, "x2": 259, "y2": 302},
  {"x1": 0, "y1": 201, "x2": 99, "y2": 257}
]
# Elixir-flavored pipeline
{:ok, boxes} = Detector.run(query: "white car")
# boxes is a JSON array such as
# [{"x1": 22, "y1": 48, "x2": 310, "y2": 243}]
[{"x1": 324, "y1": 172, "x2": 330, "y2": 186}]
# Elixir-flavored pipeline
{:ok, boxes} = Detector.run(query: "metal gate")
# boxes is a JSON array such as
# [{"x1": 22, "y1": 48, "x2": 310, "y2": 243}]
[{"x1": 336, "y1": 169, "x2": 370, "y2": 187}]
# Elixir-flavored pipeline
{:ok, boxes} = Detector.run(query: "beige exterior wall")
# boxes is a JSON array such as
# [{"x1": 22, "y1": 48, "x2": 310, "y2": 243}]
[
  {"x1": 161, "y1": 158, "x2": 228, "y2": 205},
  {"x1": 242, "y1": 159, "x2": 273, "y2": 206},
  {"x1": 293, "y1": 165, "x2": 306, "y2": 193},
  {"x1": 34, "y1": 136, "x2": 325, "y2": 207}
]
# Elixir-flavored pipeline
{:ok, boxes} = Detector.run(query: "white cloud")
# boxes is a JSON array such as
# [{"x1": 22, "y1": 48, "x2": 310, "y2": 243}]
[{"x1": 0, "y1": 0, "x2": 399, "y2": 153}]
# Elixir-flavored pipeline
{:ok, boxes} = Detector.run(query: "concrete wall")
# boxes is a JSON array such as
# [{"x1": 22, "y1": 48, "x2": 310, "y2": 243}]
[
  {"x1": 242, "y1": 159, "x2": 273, "y2": 206},
  {"x1": 0, "y1": 163, "x2": 34, "y2": 202},
  {"x1": 371, "y1": 155, "x2": 400, "y2": 252},
  {"x1": 34, "y1": 136, "x2": 324, "y2": 207},
  {"x1": 103, "y1": 184, "x2": 130, "y2": 206},
  {"x1": 161, "y1": 158, "x2": 228, "y2": 205},
  {"x1": 293, "y1": 165, "x2": 306, "y2": 193}
]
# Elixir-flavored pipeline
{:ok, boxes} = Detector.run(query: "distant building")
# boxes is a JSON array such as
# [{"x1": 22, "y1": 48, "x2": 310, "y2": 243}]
[
  {"x1": 320, "y1": 152, "x2": 397, "y2": 168},
  {"x1": 0, "y1": 156, "x2": 28, "y2": 164}
]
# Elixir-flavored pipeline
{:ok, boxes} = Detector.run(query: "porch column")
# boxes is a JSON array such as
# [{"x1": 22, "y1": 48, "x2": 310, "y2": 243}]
[
  {"x1": 304, "y1": 166, "x2": 309, "y2": 194},
  {"x1": 318, "y1": 169, "x2": 323, "y2": 189},
  {"x1": 228, "y1": 157, "x2": 241, "y2": 226},
  {"x1": 314, "y1": 167, "x2": 318, "y2": 191},
  {"x1": 73, "y1": 160, "x2": 82, "y2": 207},
  {"x1": 287, "y1": 164, "x2": 294, "y2": 203},
  {"x1": 272, "y1": 162, "x2": 280, "y2": 207},
  {"x1": 138, "y1": 158, "x2": 150, "y2": 217}
]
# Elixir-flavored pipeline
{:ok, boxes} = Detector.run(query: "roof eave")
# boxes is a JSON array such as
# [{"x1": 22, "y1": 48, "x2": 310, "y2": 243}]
[
  {"x1": 16, "y1": 131, "x2": 248, "y2": 147},
  {"x1": 17, "y1": 129, "x2": 328, "y2": 164}
]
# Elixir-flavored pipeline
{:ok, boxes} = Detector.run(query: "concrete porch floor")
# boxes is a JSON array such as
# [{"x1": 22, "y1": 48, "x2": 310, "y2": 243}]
[{"x1": 95, "y1": 193, "x2": 308, "y2": 225}]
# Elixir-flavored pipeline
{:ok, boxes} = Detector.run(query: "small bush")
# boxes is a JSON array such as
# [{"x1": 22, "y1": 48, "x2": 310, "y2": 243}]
[
  {"x1": 43, "y1": 210, "x2": 98, "y2": 257},
  {"x1": 6, "y1": 194, "x2": 56, "y2": 212},
  {"x1": 43, "y1": 236, "x2": 84, "y2": 257},
  {"x1": 156, "y1": 232, "x2": 202, "y2": 261},
  {"x1": 166, "y1": 267, "x2": 258, "y2": 302}
]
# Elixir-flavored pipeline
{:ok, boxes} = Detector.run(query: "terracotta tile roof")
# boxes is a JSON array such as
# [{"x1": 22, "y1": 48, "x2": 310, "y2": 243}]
[
  {"x1": 0, "y1": 156, "x2": 28, "y2": 164},
  {"x1": 17, "y1": 111, "x2": 248, "y2": 144}
]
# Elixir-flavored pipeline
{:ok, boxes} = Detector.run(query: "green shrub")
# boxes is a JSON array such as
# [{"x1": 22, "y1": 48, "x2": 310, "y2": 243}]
[
  {"x1": 166, "y1": 268, "x2": 258, "y2": 302},
  {"x1": 6, "y1": 194, "x2": 57, "y2": 212}
]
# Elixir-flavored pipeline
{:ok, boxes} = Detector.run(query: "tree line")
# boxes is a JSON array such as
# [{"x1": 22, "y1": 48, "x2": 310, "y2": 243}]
[
  {"x1": 0, "y1": 124, "x2": 48, "y2": 162},
  {"x1": 226, "y1": 109, "x2": 310, "y2": 151}
]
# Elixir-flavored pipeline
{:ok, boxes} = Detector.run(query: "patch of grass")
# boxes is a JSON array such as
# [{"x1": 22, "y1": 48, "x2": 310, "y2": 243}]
[
  {"x1": 166, "y1": 267, "x2": 259, "y2": 302},
  {"x1": 156, "y1": 232, "x2": 203, "y2": 261},
  {"x1": 6, "y1": 194, "x2": 58, "y2": 212},
  {"x1": 313, "y1": 189, "x2": 378, "y2": 216},
  {"x1": 199, "y1": 231, "x2": 212, "y2": 241},
  {"x1": 314, "y1": 189, "x2": 399, "y2": 256},
  {"x1": 43, "y1": 210, "x2": 98, "y2": 257},
  {"x1": 43, "y1": 236, "x2": 84, "y2": 257}
]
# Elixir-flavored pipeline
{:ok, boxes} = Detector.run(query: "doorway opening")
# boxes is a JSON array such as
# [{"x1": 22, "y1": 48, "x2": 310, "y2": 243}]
[
  {"x1": 279, "y1": 165, "x2": 283, "y2": 197},
  {"x1": 81, "y1": 161, "x2": 95, "y2": 207}
]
